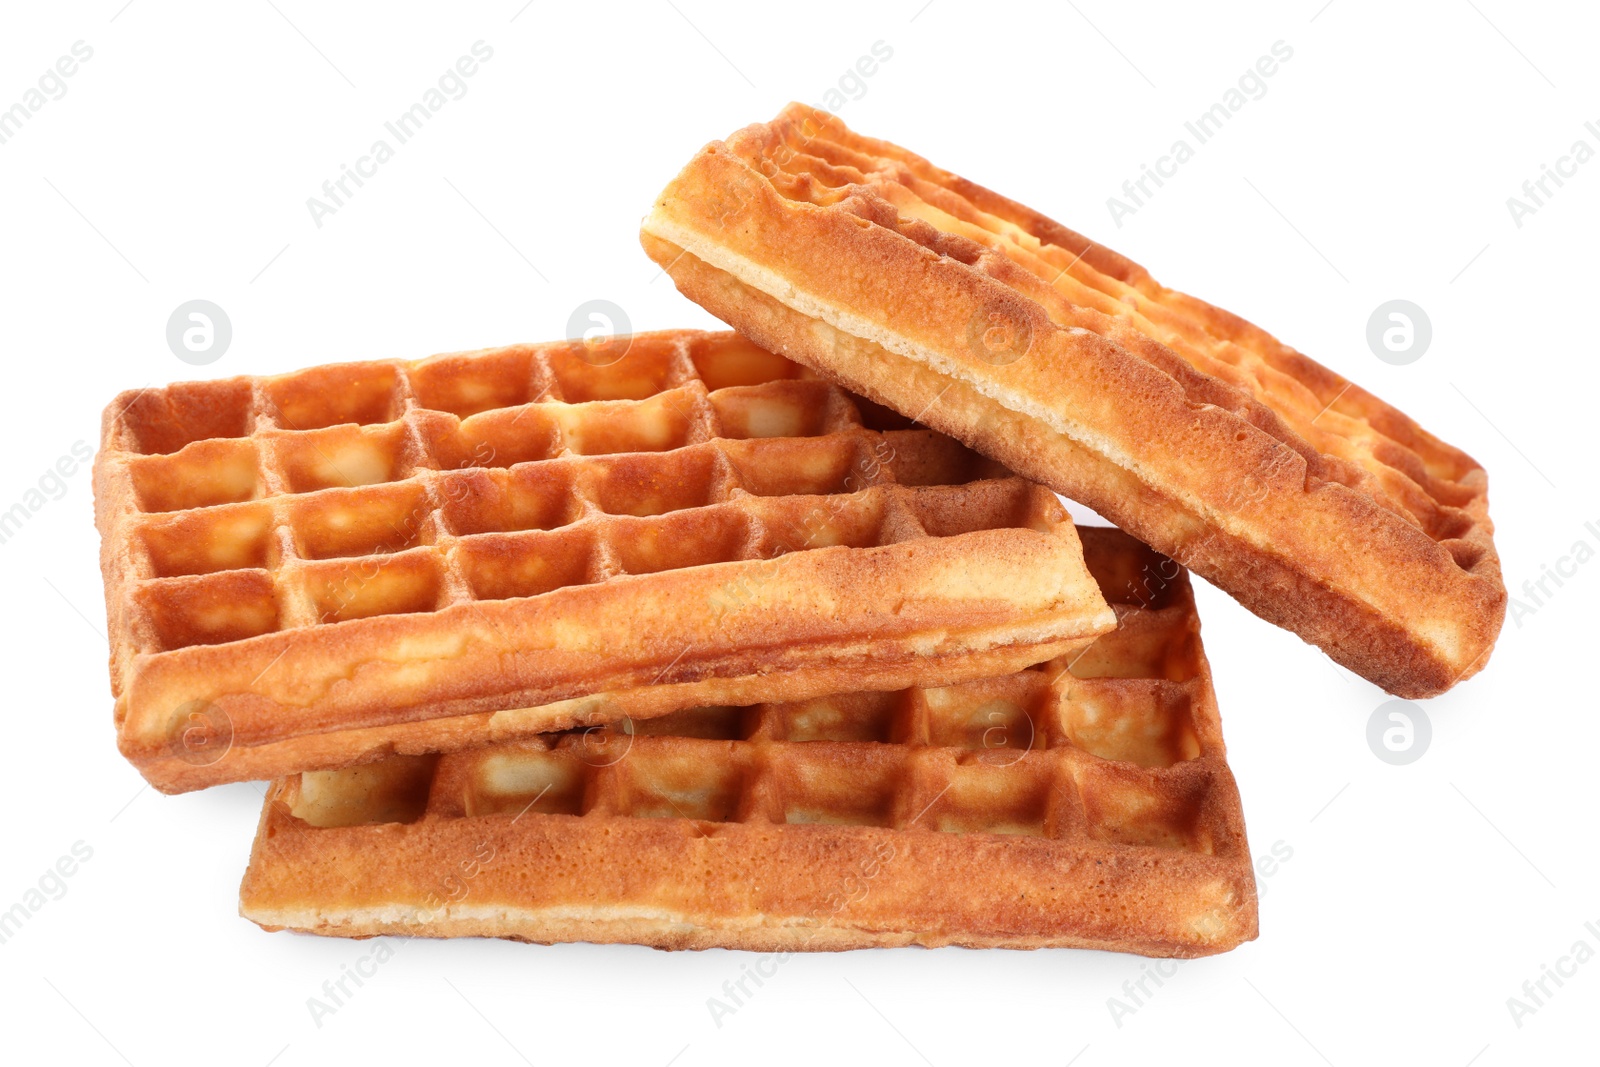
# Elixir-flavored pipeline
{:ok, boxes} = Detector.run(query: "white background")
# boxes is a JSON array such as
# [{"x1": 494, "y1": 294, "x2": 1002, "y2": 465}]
[{"x1": 1, "y1": 2, "x2": 1595, "y2": 1064}]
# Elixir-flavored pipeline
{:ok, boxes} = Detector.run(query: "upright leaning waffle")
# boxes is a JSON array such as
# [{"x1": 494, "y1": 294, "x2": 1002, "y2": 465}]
[
  {"x1": 94, "y1": 331, "x2": 1114, "y2": 793},
  {"x1": 240, "y1": 527, "x2": 1256, "y2": 956},
  {"x1": 642, "y1": 104, "x2": 1505, "y2": 698}
]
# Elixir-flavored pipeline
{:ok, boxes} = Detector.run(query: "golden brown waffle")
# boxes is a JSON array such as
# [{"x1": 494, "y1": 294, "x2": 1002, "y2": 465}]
[
  {"x1": 642, "y1": 104, "x2": 1506, "y2": 698},
  {"x1": 94, "y1": 330, "x2": 1115, "y2": 793},
  {"x1": 239, "y1": 527, "x2": 1256, "y2": 957}
]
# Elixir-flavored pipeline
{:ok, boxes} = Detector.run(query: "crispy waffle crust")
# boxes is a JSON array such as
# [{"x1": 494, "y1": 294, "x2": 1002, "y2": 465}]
[
  {"x1": 641, "y1": 104, "x2": 1506, "y2": 698},
  {"x1": 240, "y1": 527, "x2": 1257, "y2": 956},
  {"x1": 95, "y1": 331, "x2": 1114, "y2": 793}
]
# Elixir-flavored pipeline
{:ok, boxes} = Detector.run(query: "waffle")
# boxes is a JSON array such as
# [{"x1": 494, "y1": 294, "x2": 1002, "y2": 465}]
[
  {"x1": 240, "y1": 526, "x2": 1256, "y2": 956},
  {"x1": 94, "y1": 330, "x2": 1115, "y2": 793},
  {"x1": 641, "y1": 104, "x2": 1506, "y2": 698}
]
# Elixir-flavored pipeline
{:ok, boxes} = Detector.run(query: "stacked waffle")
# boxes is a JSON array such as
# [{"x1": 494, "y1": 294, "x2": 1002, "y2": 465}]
[
  {"x1": 239, "y1": 527, "x2": 1254, "y2": 954},
  {"x1": 93, "y1": 107, "x2": 1504, "y2": 957},
  {"x1": 96, "y1": 331, "x2": 1110, "y2": 792},
  {"x1": 642, "y1": 104, "x2": 1503, "y2": 697}
]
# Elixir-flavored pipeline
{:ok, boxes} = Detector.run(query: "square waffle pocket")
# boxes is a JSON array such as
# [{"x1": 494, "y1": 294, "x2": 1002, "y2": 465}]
[
  {"x1": 642, "y1": 104, "x2": 1505, "y2": 698},
  {"x1": 94, "y1": 330, "x2": 1115, "y2": 792},
  {"x1": 239, "y1": 527, "x2": 1257, "y2": 957}
]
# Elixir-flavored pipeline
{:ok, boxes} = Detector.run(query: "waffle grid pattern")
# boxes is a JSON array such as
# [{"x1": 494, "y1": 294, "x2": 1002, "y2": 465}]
[
  {"x1": 426, "y1": 606, "x2": 1221, "y2": 853},
  {"x1": 105, "y1": 332, "x2": 984, "y2": 657},
  {"x1": 244, "y1": 529, "x2": 1256, "y2": 955}
]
